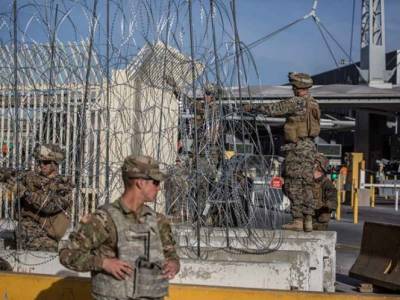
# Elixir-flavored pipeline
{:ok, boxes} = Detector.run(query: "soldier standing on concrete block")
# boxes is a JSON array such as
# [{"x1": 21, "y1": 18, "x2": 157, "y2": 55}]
[
  {"x1": 59, "y1": 155, "x2": 180, "y2": 300},
  {"x1": 0, "y1": 143, "x2": 73, "y2": 251},
  {"x1": 244, "y1": 72, "x2": 320, "y2": 232},
  {"x1": 312, "y1": 153, "x2": 337, "y2": 231}
]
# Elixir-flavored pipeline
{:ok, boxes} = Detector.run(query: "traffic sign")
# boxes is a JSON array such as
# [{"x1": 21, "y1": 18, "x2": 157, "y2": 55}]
[{"x1": 270, "y1": 176, "x2": 283, "y2": 189}]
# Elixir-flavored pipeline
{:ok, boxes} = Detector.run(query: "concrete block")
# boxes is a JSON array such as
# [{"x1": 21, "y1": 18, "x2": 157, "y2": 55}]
[
  {"x1": 172, "y1": 259, "x2": 299, "y2": 290},
  {"x1": 0, "y1": 225, "x2": 336, "y2": 292},
  {"x1": 173, "y1": 226, "x2": 336, "y2": 292},
  {"x1": 272, "y1": 230, "x2": 336, "y2": 292},
  {"x1": 175, "y1": 248, "x2": 310, "y2": 290},
  {"x1": 0, "y1": 247, "x2": 311, "y2": 291}
]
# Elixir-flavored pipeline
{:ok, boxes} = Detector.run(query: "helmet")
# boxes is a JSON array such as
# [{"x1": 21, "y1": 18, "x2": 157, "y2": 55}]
[
  {"x1": 33, "y1": 144, "x2": 65, "y2": 163},
  {"x1": 315, "y1": 153, "x2": 329, "y2": 173},
  {"x1": 288, "y1": 72, "x2": 313, "y2": 89}
]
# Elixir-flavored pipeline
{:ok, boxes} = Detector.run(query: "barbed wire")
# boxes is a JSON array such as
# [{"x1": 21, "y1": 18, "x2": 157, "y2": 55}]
[{"x1": 0, "y1": 0, "x2": 291, "y2": 263}]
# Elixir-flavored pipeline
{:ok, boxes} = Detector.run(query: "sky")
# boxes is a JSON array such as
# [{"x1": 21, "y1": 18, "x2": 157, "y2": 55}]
[
  {"x1": 234, "y1": 0, "x2": 400, "y2": 84},
  {"x1": 0, "y1": 0, "x2": 399, "y2": 86}
]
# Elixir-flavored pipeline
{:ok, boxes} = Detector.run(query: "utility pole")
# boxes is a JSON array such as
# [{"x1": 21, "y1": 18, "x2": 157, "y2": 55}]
[{"x1": 359, "y1": 0, "x2": 392, "y2": 88}]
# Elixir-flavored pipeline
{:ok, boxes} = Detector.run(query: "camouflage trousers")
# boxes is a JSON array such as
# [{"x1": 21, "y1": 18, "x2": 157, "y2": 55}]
[
  {"x1": 283, "y1": 178, "x2": 315, "y2": 218},
  {"x1": 17, "y1": 217, "x2": 58, "y2": 251},
  {"x1": 282, "y1": 139, "x2": 316, "y2": 178},
  {"x1": 282, "y1": 138, "x2": 317, "y2": 218}
]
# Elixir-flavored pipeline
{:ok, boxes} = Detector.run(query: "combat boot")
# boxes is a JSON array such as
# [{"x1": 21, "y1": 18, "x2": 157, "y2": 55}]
[
  {"x1": 282, "y1": 218, "x2": 303, "y2": 231},
  {"x1": 313, "y1": 222, "x2": 328, "y2": 231},
  {"x1": 303, "y1": 215, "x2": 313, "y2": 232},
  {"x1": 318, "y1": 213, "x2": 331, "y2": 223}
]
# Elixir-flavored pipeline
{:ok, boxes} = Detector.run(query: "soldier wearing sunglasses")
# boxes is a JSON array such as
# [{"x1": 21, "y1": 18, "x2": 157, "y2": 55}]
[
  {"x1": 60, "y1": 155, "x2": 180, "y2": 300},
  {"x1": 0, "y1": 143, "x2": 73, "y2": 251}
]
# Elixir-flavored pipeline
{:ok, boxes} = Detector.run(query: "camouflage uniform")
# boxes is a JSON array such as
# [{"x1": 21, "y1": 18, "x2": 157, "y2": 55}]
[
  {"x1": 59, "y1": 155, "x2": 179, "y2": 300},
  {"x1": 59, "y1": 199, "x2": 178, "y2": 272},
  {"x1": 313, "y1": 153, "x2": 337, "y2": 230},
  {"x1": 249, "y1": 73, "x2": 320, "y2": 230},
  {"x1": 0, "y1": 144, "x2": 72, "y2": 251},
  {"x1": 193, "y1": 85, "x2": 222, "y2": 222}
]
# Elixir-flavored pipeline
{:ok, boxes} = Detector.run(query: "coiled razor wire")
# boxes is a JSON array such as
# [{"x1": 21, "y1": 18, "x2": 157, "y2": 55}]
[{"x1": 0, "y1": 0, "x2": 297, "y2": 262}]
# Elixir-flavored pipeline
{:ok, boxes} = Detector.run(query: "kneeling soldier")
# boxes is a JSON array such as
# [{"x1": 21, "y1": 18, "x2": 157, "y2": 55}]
[{"x1": 313, "y1": 153, "x2": 337, "y2": 230}]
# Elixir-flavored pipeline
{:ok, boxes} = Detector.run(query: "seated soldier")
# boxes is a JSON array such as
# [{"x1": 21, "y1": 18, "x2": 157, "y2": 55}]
[
  {"x1": 0, "y1": 144, "x2": 73, "y2": 251},
  {"x1": 313, "y1": 153, "x2": 337, "y2": 230}
]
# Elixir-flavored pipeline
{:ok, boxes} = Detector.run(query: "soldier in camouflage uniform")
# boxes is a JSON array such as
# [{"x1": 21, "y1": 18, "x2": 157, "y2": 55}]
[
  {"x1": 193, "y1": 84, "x2": 223, "y2": 223},
  {"x1": 165, "y1": 78, "x2": 222, "y2": 223},
  {"x1": 0, "y1": 144, "x2": 72, "y2": 251},
  {"x1": 312, "y1": 153, "x2": 337, "y2": 230},
  {"x1": 245, "y1": 72, "x2": 320, "y2": 231},
  {"x1": 59, "y1": 155, "x2": 180, "y2": 300}
]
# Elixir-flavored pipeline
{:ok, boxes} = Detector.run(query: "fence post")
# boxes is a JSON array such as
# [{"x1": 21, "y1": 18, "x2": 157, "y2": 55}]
[
  {"x1": 369, "y1": 175, "x2": 375, "y2": 208},
  {"x1": 354, "y1": 188, "x2": 359, "y2": 224},
  {"x1": 351, "y1": 178, "x2": 355, "y2": 208}
]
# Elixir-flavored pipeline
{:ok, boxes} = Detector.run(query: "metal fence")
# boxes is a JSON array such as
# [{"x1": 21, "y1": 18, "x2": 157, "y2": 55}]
[{"x1": 0, "y1": 0, "x2": 285, "y2": 254}]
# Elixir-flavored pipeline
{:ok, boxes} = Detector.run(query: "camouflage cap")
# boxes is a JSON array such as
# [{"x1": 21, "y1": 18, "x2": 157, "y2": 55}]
[
  {"x1": 121, "y1": 155, "x2": 166, "y2": 181},
  {"x1": 288, "y1": 72, "x2": 313, "y2": 89},
  {"x1": 315, "y1": 153, "x2": 329, "y2": 173},
  {"x1": 33, "y1": 144, "x2": 65, "y2": 163}
]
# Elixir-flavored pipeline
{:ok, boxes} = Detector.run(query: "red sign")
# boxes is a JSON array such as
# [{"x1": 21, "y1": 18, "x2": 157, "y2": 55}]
[{"x1": 270, "y1": 176, "x2": 283, "y2": 189}]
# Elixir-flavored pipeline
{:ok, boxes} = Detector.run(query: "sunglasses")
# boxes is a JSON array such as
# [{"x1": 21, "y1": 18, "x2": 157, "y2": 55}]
[
  {"x1": 39, "y1": 160, "x2": 54, "y2": 165},
  {"x1": 151, "y1": 180, "x2": 160, "y2": 187},
  {"x1": 138, "y1": 178, "x2": 161, "y2": 186}
]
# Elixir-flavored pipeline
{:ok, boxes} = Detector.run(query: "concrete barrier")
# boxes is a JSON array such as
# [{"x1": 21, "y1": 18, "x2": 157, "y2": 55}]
[
  {"x1": 350, "y1": 222, "x2": 400, "y2": 291},
  {"x1": 173, "y1": 226, "x2": 336, "y2": 292},
  {"x1": 0, "y1": 248, "x2": 311, "y2": 291},
  {"x1": 174, "y1": 249, "x2": 310, "y2": 290},
  {"x1": 0, "y1": 226, "x2": 335, "y2": 292}
]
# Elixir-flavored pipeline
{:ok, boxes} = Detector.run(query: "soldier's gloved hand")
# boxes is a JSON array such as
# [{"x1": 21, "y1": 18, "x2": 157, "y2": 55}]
[
  {"x1": 4, "y1": 178, "x2": 26, "y2": 196},
  {"x1": 102, "y1": 258, "x2": 134, "y2": 280},
  {"x1": 162, "y1": 259, "x2": 180, "y2": 279}
]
